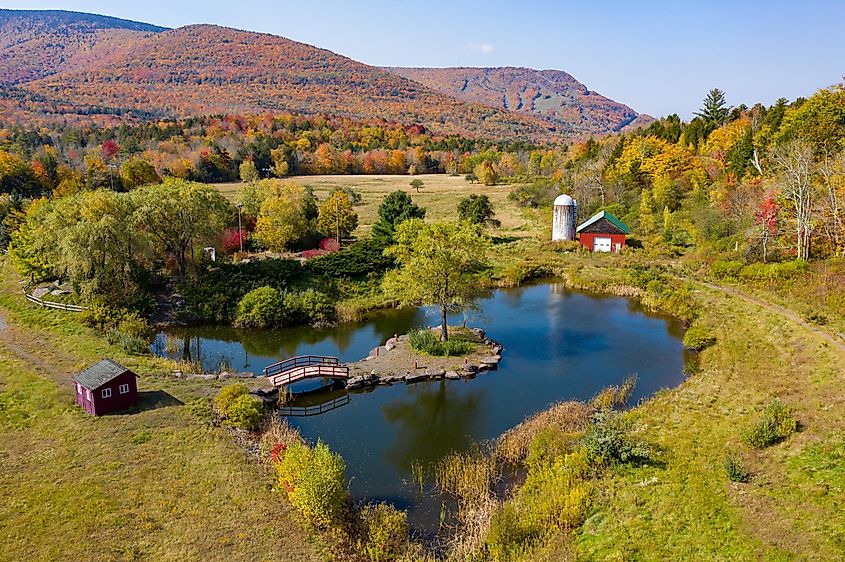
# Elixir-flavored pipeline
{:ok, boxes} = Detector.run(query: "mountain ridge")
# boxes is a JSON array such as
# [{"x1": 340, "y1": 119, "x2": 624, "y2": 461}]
[
  {"x1": 0, "y1": 9, "x2": 646, "y2": 141},
  {"x1": 385, "y1": 66, "x2": 647, "y2": 135}
]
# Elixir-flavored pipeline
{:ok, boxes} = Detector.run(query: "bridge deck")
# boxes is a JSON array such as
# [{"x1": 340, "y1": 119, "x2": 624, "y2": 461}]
[{"x1": 264, "y1": 355, "x2": 350, "y2": 387}]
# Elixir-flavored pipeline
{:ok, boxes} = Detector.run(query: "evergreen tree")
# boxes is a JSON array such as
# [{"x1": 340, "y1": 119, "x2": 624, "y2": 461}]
[
  {"x1": 457, "y1": 194, "x2": 500, "y2": 227},
  {"x1": 371, "y1": 191, "x2": 425, "y2": 243},
  {"x1": 695, "y1": 88, "x2": 730, "y2": 126}
]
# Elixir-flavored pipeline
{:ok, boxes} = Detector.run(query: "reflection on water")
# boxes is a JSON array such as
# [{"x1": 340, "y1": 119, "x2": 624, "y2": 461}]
[
  {"x1": 381, "y1": 381, "x2": 484, "y2": 473},
  {"x1": 154, "y1": 281, "x2": 691, "y2": 530}
]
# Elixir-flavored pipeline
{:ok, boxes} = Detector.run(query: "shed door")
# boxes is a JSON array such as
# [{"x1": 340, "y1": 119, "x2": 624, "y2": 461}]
[{"x1": 594, "y1": 237, "x2": 612, "y2": 252}]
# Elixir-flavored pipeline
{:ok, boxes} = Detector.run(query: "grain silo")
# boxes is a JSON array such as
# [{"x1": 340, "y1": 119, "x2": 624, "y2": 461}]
[{"x1": 552, "y1": 194, "x2": 577, "y2": 241}]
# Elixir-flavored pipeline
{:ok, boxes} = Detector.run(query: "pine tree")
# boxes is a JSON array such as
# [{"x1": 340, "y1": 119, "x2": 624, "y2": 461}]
[{"x1": 695, "y1": 89, "x2": 730, "y2": 125}]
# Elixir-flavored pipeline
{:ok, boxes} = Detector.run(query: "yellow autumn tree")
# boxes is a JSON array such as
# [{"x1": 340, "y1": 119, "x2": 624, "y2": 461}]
[
  {"x1": 254, "y1": 182, "x2": 316, "y2": 251},
  {"x1": 316, "y1": 191, "x2": 358, "y2": 241},
  {"x1": 703, "y1": 117, "x2": 750, "y2": 164}
]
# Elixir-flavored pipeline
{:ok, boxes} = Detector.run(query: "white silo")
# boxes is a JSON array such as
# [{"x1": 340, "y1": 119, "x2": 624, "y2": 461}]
[{"x1": 552, "y1": 194, "x2": 577, "y2": 241}]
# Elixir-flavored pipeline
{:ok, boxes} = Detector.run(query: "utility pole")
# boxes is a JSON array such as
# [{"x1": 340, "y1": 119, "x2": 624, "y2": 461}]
[{"x1": 236, "y1": 203, "x2": 244, "y2": 252}]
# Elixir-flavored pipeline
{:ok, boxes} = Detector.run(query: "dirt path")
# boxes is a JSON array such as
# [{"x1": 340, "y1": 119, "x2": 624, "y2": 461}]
[
  {"x1": 0, "y1": 309, "x2": 76, "y2": 383},
  {"x1": 686, "y1": 278, "x2": 845, "y2": 354}
]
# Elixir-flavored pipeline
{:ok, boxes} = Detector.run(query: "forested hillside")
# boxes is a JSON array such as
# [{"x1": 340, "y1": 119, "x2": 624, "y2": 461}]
[
  {"x1": 387, "y1": 66, "x2": 649, "y2": 135},
  {"x1": 0, "y1": 10, "x2": 658, "y2": 142},
  {"x1": 0, "y1": 11, "x2": 567, "y2": 142},
  {"x1": 0, "y1": 9, "x2": 165, "y2": 85}
]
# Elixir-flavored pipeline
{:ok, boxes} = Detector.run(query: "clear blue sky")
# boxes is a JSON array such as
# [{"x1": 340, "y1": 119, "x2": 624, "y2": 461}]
[{"x1": 5, "y1": 0, "x2": 845, "y2": 118}]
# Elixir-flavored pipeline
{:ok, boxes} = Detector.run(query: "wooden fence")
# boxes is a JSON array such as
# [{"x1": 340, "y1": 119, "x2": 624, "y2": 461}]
[{"x1": 23, "y1": 284, "x2": 87, "y2": 313}]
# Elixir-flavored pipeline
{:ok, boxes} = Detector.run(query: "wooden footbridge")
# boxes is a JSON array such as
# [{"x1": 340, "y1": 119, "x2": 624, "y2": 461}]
[{"x1": 263, "y1": 355, "x2": 350, "y2": 388}]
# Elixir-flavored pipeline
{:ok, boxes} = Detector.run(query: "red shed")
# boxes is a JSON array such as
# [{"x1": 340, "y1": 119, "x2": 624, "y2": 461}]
[
  {"x1": 72, "y1": 359, "x2": 138, "y2": 415},
  {"x1": 576, "y1": 211, "x2": 630, "y2": 253}
]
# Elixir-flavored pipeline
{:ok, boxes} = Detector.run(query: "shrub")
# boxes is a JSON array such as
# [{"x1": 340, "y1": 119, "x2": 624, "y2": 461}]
[
  {"x1": 214, "y1": 384, "x2": 250, "y2": 418},
  {"x1": 507, "y1": 180, "x2": 557, "y2": 208},
  {"x1": 83, "y1": 305, "x2": 154, "y2": 353},
  {"x1": 319, "y1": 237, "x2": 341, "y2": 252},
  {"x1": 275, "y1": 440, "x2": 349, "y2": 529},
  {"x1": 499, "y1": 262, "x2": 547, "y2": 287},
  {"x1": 117, "y1": 314, "x2": 155, "y2": 341},
  {"x1": 226, "y1": 394, "x2": 264, "y2": 430},
  {"x1": 357, "y1": 503, "x2": 409, "y2": 562},
  {"x1": 496, "y1": 401, "x2": 593, "y2": 465},
  {"x1": 183, "y1": 258, "x2": 302, "y2": 322},
  {"x1": 724, "y1": 455, "x2": 750, "y2": 483},
  {"x1": 741, "y1": 399, "x2": 797, "y2": 449},
  {"x1": 739, "y1": 260, "x2": 809, "y2": 281},
  {"x1": 221, "y1": 228, "x2": 246, "y2": 254},
  {"x1": 487, "y1": 449, "x2": 592, "y2": 560},
  {"x1": 683, "y1": 324, "x2": 716, "y2": 351},
  {"x1": 283, "y1": 288, "x2": 335, "y2": 326},
  {"x1": 582, "y1": 410, "x2": 651, "y2": 465},
  {"x1": 517, "y1": 449, "x2": 592, "y2": 532},
  {"x1": 105, "y1": 329, "x2": 150, "y2": 354},
  {"x1": 259, "y1": 417, "x2": 304, "y2": 461},
  {"x1": 486, "y1": 503, "x2": 537, "y2": 561},
  {"x1": 235, "y1": 286, "x2": 283, "y2": 328},
  {"x1": 407, "y1": 328, "x2": 474, "y2": 356},
  {"x1": 306, "y1": 238, "x2": 393, "y2": 278},
  {"x1": 765, "y1": 399, "x2": 798, "y2": 436},
  {"x1": 711, "y1": 260, "x2": 743, "y2": 279},
  {"x1": 741, "y1": 417, "x2": 780, "y2": 449},
  {"x1": 524, "y1": 426, "x2": 579, "y2": 473}
]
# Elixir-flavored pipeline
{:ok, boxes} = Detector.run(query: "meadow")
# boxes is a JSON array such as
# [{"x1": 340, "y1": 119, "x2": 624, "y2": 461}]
[
  {"x1": 1, "y1": 175, "x2": 844, "y2": 560},
  {"x1": 217, "y1": 174, "x2": 548, "y2": 238}
]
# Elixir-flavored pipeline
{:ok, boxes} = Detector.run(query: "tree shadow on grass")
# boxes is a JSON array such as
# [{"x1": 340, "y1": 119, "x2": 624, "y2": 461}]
[{"x1": 491, "y1": 235, "x2": 519, "y2": 245}]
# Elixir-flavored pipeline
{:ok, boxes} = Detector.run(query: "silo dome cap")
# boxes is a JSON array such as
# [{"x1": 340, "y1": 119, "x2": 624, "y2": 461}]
[{"x1": 553, "y1": 194, "x2": 575, "y2": 206}]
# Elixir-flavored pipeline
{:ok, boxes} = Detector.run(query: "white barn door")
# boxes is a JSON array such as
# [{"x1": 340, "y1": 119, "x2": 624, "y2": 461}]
[{"x1": 593, "y1": 237, "x2": 612, "y2": 252}]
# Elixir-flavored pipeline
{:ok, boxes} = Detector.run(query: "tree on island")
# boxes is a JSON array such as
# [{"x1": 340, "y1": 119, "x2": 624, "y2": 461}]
[{"x1": 383, "y1": 219, "x2": 489, "y2": 341}]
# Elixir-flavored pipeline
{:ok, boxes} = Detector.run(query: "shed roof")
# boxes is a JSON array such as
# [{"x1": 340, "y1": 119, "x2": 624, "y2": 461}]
[
  {"x1": 576, "y1": 210, "x2": 630, "y2": 234},
  {"x1": 72, "y1": 359, "x2": 132, "y2": 390}
]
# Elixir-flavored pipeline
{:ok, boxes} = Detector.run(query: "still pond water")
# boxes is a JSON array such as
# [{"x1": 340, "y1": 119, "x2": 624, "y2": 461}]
[{"x1": 153, "y1": 281, "x2": 690, "y2": 530}]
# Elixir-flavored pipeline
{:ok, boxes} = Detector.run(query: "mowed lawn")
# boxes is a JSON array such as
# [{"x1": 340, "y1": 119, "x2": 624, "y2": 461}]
[
  {"x1": 0, "y1": 260, "x2": 319, "y2": 562},
  {"x1": 216, "y1": 174, "x2": 547, "y2": 238}
]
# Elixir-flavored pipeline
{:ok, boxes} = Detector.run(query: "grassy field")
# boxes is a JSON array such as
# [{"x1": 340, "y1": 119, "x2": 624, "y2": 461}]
[
  {"x1": 570, "y1": 276, "x2": 845, "y2": 560},
  {"x1": 0, "y1": 259, "x2": 319, "y2": 562},
  {"x1": 3, "y1": 175, "x2": 845, "y2": 560},
  {"x1": 217, "y1": 174, "x2": 548, "y2": 238}
]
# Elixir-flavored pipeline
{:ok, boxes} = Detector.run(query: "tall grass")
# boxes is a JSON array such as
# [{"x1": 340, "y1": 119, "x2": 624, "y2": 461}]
[
  {"x1": 407, "y1": 328, "x2": 475, "y2": 356},
  {"x1": 434, "y1": 448, "x2": 500, "y2": 505},
  {"x1": 497, "y1": 401, "x2": 593, "y2": 465}
]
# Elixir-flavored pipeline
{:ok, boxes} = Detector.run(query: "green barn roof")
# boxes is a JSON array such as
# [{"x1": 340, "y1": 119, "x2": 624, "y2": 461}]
[{"x1": 576, "y1": 210, "x2": 630, "y2": 234}]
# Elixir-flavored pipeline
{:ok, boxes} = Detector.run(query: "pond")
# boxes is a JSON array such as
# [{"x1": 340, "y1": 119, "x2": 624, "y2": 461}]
[{"x1": 153, "y1": 281, "x2": 691, "y2": 532}]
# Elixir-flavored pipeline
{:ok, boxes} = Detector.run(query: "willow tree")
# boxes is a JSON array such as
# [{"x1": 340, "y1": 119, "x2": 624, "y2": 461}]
[
  {"x1": 383, "y1": 219, "x2": 489, "y2": 341},
  {"x1": 132, "y1": 179, "x2": 230, "y2": 280}
]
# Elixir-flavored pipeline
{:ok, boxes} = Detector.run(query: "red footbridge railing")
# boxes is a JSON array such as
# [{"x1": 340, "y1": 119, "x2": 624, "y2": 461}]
[{"x1": 264, "y1": 355, "x2": 350, "y2": 387}]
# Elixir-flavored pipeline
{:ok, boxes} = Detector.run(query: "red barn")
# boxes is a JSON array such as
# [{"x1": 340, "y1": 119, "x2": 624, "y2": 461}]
[
  {"x1": 576, "y1": 211, "x2": 630, "y2": 253},
  {"x1": 72, "y1": 359, "x2": 138, "y2": 415}
]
